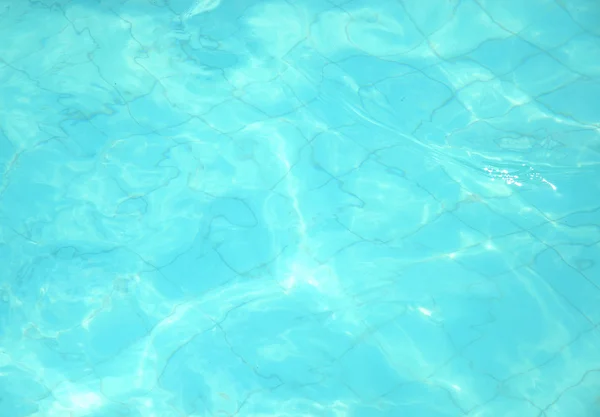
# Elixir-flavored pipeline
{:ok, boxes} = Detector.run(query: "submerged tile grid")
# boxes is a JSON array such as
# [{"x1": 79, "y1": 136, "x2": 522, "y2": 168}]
[{"x1": 0, "y1": 0, "x2": 600, "y2": 416}]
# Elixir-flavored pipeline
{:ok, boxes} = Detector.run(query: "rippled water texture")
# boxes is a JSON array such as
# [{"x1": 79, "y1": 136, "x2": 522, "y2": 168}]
[{"x1": 1, "y1": 0, "x2": 600, "y2": 416}]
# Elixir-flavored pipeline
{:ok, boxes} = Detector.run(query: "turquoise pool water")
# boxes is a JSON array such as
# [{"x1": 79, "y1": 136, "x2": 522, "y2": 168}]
[{"x1": 1, "y1": 0, "x2": 600, "y2": 416}]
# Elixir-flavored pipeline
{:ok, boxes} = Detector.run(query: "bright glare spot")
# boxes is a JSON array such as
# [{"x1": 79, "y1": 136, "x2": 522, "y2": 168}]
[
  {"x1": 307, "y1": 277, "x2": 319, "y2": 287},
  {"x1": 542, "y1": 178, "x2": 557, "y2": 191},
  {"x1": 71, "y1": 392, "x2": 103, "y2": 409},
  {"x1": 451, "y1": 384, "x2": 462, "y2": 392},
  {"x1": 484, "y1": 241, "x2": 495, "y2": 250},
  {"x1": 184, "y1": 0, "x2": 221, "y2": 19},
  {"x1": 448, "y1": 252, "x2": 457, "y2": 259},
  {"x1": 81, "y1": 316, "x2": 92, "y2": 330},
  {"x1": 342, "y1": 75, "x2": 359, "y2": 92},
  {"x1": 281, "y1": 275, "x2": 296, "y2": 292},
  {"x1": 418, "y1": 307, "x2": 433, "y2": 317},
  {"x1": 484, "y1": 166, "x2": 523, "y2": 187}
]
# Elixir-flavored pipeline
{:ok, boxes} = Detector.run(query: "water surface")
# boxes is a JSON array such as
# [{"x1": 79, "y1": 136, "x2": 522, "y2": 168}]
[{"x1": 1, "y1": 0, "x2": 600, "y2": 416}]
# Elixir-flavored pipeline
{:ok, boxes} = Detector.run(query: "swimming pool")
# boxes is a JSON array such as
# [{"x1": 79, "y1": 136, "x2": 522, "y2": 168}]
[{"x1": 1, "y1": 0, "x2": 599, "y2": 415}]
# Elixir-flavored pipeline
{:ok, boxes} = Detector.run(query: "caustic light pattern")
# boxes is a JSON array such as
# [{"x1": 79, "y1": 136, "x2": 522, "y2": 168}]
[{"x1": 1, "y1": 0, "x2": 600, "y2": 416}]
